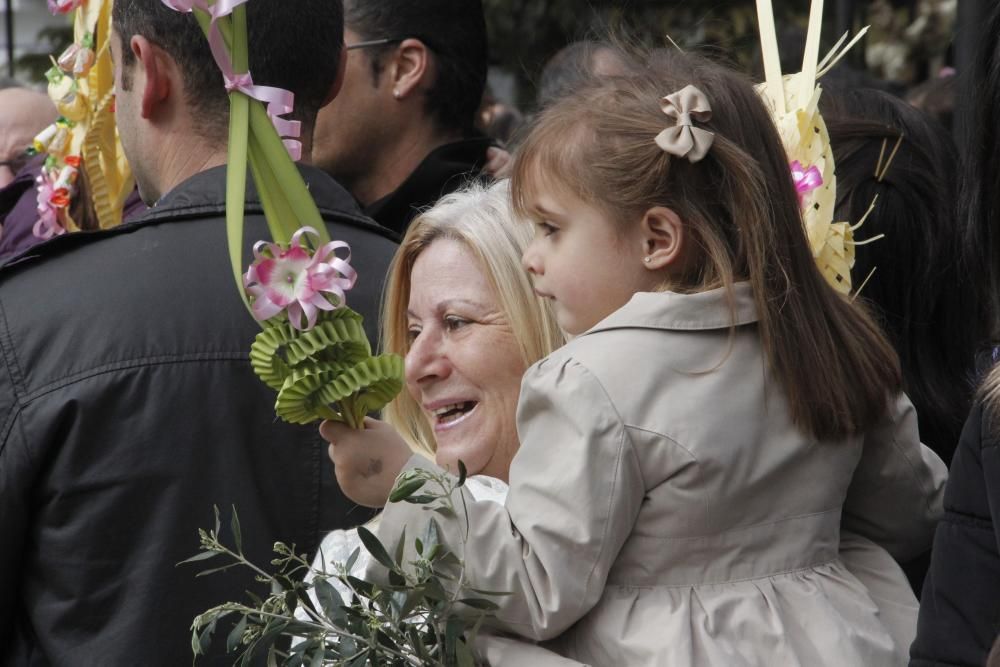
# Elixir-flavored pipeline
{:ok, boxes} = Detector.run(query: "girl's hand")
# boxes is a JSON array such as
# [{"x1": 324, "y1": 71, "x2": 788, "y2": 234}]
[{"x1": 320, "y1": 418, "x2": 414, "y2": 508}]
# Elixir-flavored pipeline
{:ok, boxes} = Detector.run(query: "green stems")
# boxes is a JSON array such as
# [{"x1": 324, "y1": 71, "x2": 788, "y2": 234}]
[
  {"x1": 225, "y1": 6, "x2": 252, "y2": 316},
  {"x1": 194, "y1": 2, "x2": 331, "y2": 319}
]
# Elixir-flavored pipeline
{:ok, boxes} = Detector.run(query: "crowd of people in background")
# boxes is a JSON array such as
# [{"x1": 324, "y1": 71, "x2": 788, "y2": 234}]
[{"x1": 0, "y1": 0, "x2": 999, "y2": 665}]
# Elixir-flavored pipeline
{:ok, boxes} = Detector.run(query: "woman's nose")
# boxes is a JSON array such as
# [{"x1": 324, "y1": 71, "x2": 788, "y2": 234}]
[{"x1": 404, "y1": 328, "x2": 450, "y2": 385}]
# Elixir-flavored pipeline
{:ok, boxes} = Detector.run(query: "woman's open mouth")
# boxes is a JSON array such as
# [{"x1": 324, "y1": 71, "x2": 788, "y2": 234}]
[{"x1": 431, "y1": 401, "x2": 478, "y2": 430}]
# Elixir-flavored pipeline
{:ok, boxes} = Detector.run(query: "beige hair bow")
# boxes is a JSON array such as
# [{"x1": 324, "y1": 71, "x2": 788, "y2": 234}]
[{"x1": 655, "y1": 84, "x2": 715, "y2": 163}]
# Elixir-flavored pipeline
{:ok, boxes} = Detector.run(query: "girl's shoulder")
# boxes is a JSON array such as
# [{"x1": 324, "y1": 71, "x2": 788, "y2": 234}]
[{"x1": 523, "y1": 337, "x2": 642, "y2": 419}]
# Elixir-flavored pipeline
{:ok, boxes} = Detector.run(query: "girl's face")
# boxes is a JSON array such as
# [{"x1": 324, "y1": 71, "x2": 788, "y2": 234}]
[{"x1": 521, "y1": 185, "x2": 655, "y2": 336}]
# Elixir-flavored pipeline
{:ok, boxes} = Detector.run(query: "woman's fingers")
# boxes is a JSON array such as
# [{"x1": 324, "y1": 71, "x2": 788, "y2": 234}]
[{"x1": 319, "y1": 418, "x2": 414, "y2": 508}]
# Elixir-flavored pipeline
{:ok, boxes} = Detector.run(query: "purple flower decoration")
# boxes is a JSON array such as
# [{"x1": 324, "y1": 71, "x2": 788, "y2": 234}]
[
  {"x1": 791, "y1": 160, "x2": 824, "y2": 206},
  {"x1": 244, "y1": 227, "x2": 357, "y2": 331}
]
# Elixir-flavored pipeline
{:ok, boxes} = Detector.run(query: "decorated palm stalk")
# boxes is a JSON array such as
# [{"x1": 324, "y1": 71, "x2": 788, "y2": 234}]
[
  {"x1": 32, "y1": 0, "x2": 133, "y2": 238},
  {"x1": 163, "y1": 0, "x2": 402, "y2": 427},
  {"x1": 755, "y1": 0, "x2": 883, "y2": 295}
]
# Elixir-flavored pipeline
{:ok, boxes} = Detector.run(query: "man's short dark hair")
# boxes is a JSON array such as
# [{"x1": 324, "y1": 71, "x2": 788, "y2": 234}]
[
  {"x1": 112, "y1": 0, "x2": 344, "y2": 141},
  {"x1": 344, "y1": 0, "x2": 487, "y2": 136}
]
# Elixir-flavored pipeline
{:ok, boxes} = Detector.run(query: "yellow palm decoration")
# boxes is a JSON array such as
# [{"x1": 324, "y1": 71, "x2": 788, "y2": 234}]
[
  {"x1": 755, "y1": 0, "x2": 874, "y2": 294},
  {"x1": 35, "y1": 0, "x2": 133, "y2": 232}
]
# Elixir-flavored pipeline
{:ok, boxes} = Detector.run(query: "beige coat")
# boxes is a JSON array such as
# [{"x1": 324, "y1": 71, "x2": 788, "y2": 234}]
[{"x1": 373, "y1": 284, "x2": 947, "y2": 666}]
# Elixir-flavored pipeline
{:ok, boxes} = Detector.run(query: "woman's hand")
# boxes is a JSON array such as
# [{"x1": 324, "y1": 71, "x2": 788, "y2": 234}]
[{"x1": 321, "y1": 418, "x2": 414, "y2": 508}]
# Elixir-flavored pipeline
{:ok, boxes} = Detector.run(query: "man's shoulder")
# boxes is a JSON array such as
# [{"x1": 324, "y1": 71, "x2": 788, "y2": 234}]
[
  {"x1": 0, "y1": 164, "x2": 398, "y2": 277},
  {"x1": 134, "y1": 164, "x2": 398, "y2": 243},
  {"x1": 0, "y1": 166, "x2": 399, "y2": 397}
]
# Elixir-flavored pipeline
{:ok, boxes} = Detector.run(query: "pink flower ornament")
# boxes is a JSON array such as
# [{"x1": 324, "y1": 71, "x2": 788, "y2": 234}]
[
  {"x1": 244, "y1": 227, "x2": 357, "y2": 330},
  {"x1": 33, "y1": 173, "x2": 67, "y2": 241},
  {"x1": 790, "y1": 160, "x2": 824, "y2": 206}
]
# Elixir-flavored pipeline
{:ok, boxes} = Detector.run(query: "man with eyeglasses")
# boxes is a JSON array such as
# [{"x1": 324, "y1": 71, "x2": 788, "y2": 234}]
[
  {"x1": 0, "y1": 86, "x2": 58, "y2": 258},
  {"x1": 0, "y1": 87, "x2": 56, "y2": 190},
  {"x1": 312, "y1": 0, "x2": 494, "y2": 237}
]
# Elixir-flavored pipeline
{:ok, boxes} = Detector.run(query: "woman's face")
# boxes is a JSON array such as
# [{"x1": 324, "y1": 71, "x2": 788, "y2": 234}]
[{"x1": 405, "y1": 239, "x2": 525, "y2": 481}]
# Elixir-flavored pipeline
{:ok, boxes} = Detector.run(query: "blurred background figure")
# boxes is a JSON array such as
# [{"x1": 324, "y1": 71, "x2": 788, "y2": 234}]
[
  {"x1": 0, "y1": 86, "x2": 56, "y2": 189},
  {"x1": 477, "y1": 84, "x2": 524, "y2": 146},
  {"x1": 536, "y1": 39, "x2": 631, "y2": 109},
  {"x1": 312, "y1": 0, "x2": 493, "y2": 236},
  {"x1": 905, "y1": 70, "x2": 956, "y2": 133}
]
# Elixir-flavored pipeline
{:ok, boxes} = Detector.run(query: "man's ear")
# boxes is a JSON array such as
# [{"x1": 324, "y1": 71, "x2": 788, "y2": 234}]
[
  {"x1": 130, "y1": 35, "x2": 172, "y2": 119},
  {"x1": 640, "y1": 206, "x2": 685, "y2": 270},
  {"x1": 390, "y1": 38, "x2": 431, "y2": 98},
  {"x1": 321, "y1": 45, "x2": 348, "y2": 107}
]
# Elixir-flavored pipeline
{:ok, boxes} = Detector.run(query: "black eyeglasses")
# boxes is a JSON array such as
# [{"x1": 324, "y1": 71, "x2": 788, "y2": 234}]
[
  {"x1": 345, "y1": 38, "x2": 404, "y2": 51},
  {"x1": 0, "y1": 151, "x2": 31, "y2": 177},
  {"x1": 345, "y1": 36, "x2": 440, "y2": 53}
]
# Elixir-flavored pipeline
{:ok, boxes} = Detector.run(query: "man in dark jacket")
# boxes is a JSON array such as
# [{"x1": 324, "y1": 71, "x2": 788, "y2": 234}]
[
  {"x1": 0, "y1": 0, "x2": 396, "y2": 664},
  {"x1": 311, "y1": 0, "x2": 493, "y2": 236}
]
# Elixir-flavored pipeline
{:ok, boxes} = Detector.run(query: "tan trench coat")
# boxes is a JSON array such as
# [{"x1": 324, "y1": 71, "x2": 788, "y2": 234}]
[{"x1": 373, "y1": 284, "x2": 947, "y2": 666}]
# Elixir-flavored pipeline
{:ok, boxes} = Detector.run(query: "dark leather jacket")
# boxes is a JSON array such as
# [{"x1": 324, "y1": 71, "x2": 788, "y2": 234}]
[
  {"x1": 364, "y1": 136, "x2": 492, "y2": 236},
  {"x1": 0, "y1": 165, "x2": 397, "y2": 665},
  {"x1": 911, "y1": 400, "x2": 1000, "y2": 667}
]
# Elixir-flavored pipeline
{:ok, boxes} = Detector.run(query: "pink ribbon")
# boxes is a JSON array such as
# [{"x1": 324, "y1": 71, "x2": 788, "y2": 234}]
[
  {"x1": 790, "y1": 160, "x2": 823, "y2": 206},
  {"x1": 160, "y1": 0, "x2": 302, "y2": 160},
  {"x1": 33, "y1": 175, "x2": 67, "y2": 240}
]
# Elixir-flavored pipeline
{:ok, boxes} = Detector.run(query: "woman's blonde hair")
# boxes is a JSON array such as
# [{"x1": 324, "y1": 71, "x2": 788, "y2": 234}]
[
  {"x1": 511, "y1": 51, "x2": 901, "y2": 441},
  {"x1": 381, "y1": 180, "x2": 566, "y2": 457}
]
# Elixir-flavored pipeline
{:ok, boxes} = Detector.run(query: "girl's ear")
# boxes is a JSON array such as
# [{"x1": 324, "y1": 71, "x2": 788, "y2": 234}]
[{"x1": 639, "y1": 206, "x2": 685, "y2": 270}]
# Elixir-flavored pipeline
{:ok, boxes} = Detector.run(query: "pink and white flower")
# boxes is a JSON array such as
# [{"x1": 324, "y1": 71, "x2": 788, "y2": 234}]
[{"x1": 243, "y1": 227, "x2": 357, "y2": 330}]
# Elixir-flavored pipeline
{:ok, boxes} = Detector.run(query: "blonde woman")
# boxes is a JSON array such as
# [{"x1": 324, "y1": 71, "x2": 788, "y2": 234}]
[{"x1": 305, "y1": 179, "x2": 564, "y2": 596}]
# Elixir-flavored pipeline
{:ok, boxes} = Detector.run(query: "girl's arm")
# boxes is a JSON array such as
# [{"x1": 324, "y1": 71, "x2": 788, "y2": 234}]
[
  {"x1": 841, "y1": 392, "x2": 948, "y2": 561},
  {"x1": 370, "y1": 356, "x2": 646, "y2": 641}
]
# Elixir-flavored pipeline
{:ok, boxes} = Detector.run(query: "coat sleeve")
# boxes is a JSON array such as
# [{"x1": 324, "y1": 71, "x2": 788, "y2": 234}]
[
  {"x1": 910, "y1": 403, "x2": 1000, "y2": 667},
  {"x1": 369, "y1": 356, "x2": 645, "y2": 641},
  {"x1": 841, "y1": 392, "x2": 948, "y2": 562}
]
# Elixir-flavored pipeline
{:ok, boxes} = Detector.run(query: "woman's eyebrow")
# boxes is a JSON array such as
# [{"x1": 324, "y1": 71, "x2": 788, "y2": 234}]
[
  {"x1": 406, "y1": 298, "x2": 487, "y2": 319},
  {"x1": 437, "y1": 298, "x2": 488, "y2": 311}
]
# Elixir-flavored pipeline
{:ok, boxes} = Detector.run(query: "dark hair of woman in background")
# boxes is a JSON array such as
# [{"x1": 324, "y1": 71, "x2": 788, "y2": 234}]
[{"x1": 823, "y1": 88, "x2": 974, "y2": 465}]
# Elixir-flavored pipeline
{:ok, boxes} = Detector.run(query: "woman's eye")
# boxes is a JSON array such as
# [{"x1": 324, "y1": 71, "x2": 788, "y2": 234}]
[
  {"x1": 406, "y1": 327, "x2": 421, "y2": 344},
  {"x1": 444, "y1": 316, "x2": 470, "y2": 332}
]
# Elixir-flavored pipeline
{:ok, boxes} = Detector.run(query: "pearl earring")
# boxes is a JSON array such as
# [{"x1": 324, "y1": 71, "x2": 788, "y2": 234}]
[
  {"x1": 644, "y1": 257, "x2": 652, "y2": 263},
  {"x1": 393, "y1": 90, "x2": 401, "y2": 99}
]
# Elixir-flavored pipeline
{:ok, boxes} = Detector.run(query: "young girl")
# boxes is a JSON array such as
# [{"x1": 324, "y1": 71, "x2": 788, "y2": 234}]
[{"x1": 324, "y1": 52, "x2": 946, "y2": 666}]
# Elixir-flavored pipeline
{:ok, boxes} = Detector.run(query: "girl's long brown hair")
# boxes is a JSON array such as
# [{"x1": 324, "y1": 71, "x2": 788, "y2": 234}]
[{"x1": 511, "y1": 50, "x2": 901, "y2": 441}]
